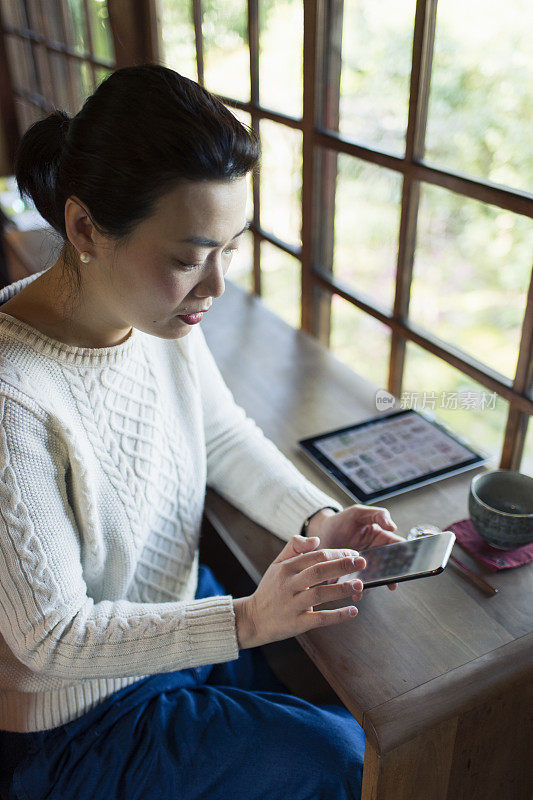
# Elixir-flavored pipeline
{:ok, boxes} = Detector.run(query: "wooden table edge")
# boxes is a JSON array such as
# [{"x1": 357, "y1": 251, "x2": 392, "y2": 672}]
[
  {"x1": 362, "y1": 630, "x2": 533, "y2": 754},
  {"x1": 204, "y1": 491, "x2": 533, "y2": 757},
  {"x1": 203, "y1": 499, "x2": 265, "y2": 585}
]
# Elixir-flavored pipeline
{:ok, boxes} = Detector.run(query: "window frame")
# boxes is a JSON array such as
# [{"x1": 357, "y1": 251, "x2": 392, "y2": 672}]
[
  {"x1": 0, "y1": 0, "x2": 116, "y2": 130},
  {"x1": 192, "y1": 0, "x2": 533, "y2": 471}
]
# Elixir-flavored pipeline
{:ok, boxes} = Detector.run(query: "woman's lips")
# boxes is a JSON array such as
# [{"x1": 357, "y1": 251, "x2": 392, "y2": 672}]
[{"x1": 177, "y1": 312, "x2": 205, "y2": 325}]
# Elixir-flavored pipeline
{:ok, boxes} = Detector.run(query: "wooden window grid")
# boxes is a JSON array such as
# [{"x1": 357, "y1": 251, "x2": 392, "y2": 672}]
[
  {"x1": 193, "y1": 0, "x2": 533, "y2": 471},
  {"x1": 0, "y1": 0, "x2": 115, "y2": 137},
  {"x1": 0, "y1": 0, "x2": 531, "y2": 470},
  {"x1": 0, "y1": 0, "x2": 161, "y2": 162}
]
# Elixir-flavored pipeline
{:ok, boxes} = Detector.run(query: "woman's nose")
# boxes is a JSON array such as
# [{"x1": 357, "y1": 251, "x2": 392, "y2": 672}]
[{"x1": 195, "y1": 258, "x2": 226, "y2": 299}]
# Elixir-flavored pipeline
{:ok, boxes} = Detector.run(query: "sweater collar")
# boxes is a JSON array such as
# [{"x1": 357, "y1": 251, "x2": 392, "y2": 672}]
[{"x1": 0, "y1": 271, "x2": 138, "y2": 367}]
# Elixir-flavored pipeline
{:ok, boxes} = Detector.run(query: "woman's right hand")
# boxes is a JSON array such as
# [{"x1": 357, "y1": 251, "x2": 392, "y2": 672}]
[{"x1": 232, "y1": 534, "x2": 366, "y2": 649}]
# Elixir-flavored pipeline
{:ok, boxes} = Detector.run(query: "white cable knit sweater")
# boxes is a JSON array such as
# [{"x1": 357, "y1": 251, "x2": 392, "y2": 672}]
[{"x1": 0, "y1": 272, "x2": 342, "y2": 732}]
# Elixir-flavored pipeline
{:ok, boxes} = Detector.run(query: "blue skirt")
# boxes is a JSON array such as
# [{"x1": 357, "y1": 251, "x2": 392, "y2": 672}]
[{"x1": 0, "y1": 565, "x2": 365, "y2": 800}]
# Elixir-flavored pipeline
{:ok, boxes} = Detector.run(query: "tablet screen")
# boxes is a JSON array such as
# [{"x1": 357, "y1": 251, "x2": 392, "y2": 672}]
[{"x1": 298, "y1": 409, "x2": 485, "y2": 503}]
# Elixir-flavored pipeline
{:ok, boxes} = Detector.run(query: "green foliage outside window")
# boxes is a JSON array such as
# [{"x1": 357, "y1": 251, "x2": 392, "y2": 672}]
[{"x1": 160, "y1": 0, "x2": 532, "y2": 474}]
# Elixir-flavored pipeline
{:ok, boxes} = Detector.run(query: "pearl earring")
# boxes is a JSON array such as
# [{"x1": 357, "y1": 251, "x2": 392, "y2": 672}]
[{"x1": 79, "y1": 252, "x2": 91, "y2": 263}]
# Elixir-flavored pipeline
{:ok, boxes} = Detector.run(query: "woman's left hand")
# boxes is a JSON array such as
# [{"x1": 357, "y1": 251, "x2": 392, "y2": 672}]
[{"x1": 307, "y1": 505, "x2": 405, "y2": 590}]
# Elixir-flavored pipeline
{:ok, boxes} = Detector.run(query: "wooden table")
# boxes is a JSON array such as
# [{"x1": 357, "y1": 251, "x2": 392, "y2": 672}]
[{"x1": 202, "y1": 280, "x2": 533, "y2": 800}]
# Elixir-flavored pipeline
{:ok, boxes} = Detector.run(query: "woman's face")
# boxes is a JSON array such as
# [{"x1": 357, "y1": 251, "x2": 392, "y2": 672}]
[{"x1": 82, "y1": 178, "x2": 248, "y2": 342}]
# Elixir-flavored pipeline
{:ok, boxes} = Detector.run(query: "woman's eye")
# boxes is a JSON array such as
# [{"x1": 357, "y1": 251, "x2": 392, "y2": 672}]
[
  {"x1": 173, "y1": 259, "x2": 202, "y2": 271},
  {"x1": 172, "y1": 247, "x2": 237, "y2": 270}
]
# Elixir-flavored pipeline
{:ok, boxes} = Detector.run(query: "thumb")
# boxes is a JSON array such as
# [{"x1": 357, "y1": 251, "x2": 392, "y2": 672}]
[
  {"x1": 376, "y1": 510, "x2": 397, "y2": 531},
  {"x1": 274, "y1": 534, "x2": 320, "y2": 563}
]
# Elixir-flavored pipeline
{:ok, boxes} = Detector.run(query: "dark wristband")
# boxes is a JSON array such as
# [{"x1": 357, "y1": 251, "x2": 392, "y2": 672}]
[{"x1": 300, "y1": 506, "x2": 339, "y2": 536}]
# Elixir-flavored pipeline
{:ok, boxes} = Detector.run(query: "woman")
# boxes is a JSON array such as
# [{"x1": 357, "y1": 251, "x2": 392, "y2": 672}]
[{"x1": 0, "y1": 64, "x2": 401, "y2": 799}]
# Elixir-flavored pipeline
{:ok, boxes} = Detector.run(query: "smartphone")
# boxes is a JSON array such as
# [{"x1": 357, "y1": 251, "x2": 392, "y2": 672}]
[{"x1": 345, "y1": 531, "x2": 456, "y2": 588}]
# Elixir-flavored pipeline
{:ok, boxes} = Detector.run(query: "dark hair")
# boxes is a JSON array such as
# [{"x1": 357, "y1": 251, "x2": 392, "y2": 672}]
[{"x1": 14, "y1": 64, "x2": 260, "y2": 279}]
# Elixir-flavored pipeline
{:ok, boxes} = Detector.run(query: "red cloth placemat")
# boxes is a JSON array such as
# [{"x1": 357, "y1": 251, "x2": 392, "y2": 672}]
[{"x1": 447, "y1": 518, "x2": 533, "y2": 571}]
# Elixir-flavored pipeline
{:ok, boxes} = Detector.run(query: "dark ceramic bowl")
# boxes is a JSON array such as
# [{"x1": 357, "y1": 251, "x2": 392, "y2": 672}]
[{"x1": 469, "y1": 470, "x2": 533, "y2": 550}]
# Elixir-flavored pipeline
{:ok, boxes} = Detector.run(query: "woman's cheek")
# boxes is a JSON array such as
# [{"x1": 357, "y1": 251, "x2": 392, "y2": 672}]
[{"x1": 158, "y1": 269, "x2": 191, "y2": 305}]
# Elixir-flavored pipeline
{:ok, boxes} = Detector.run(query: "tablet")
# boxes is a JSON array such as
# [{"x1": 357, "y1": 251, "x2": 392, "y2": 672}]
[{"x1": 298, "y1": 409, "x2": 486, "y2": 504}]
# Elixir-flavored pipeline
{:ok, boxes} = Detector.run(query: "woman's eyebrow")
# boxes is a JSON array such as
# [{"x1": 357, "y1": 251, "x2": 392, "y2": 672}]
[{"x1": 180, "y1": 222, "x2": 250, "y2": 248}]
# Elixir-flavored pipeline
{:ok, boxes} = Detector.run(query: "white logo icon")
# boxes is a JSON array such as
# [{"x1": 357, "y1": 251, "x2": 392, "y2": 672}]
[{"x1": 375, "y1": 389, "x2": 396, "y2": 411}]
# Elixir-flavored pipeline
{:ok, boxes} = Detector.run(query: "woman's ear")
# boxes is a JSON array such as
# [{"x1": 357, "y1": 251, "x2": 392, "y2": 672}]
[{"x1": 64, "y1": 195, "x2": 99, "y2": 257}]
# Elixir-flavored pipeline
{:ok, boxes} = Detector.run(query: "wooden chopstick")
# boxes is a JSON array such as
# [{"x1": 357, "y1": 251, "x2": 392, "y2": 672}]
[{"x1": 449, "y1": 554, "x2": 498, "y2": 595}]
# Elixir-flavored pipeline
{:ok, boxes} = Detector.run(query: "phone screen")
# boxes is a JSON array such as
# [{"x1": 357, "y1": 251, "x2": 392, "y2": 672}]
[{"x1": 347, "y1": 531, "x2": 455, "y2": 588}]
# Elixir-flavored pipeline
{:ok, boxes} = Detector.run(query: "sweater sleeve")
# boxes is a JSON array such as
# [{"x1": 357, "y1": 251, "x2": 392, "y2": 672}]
[
  {"x1": 0, "y1": 391, "x2": 239, "y2": 681},
  {"x1": 192, "y1": 327, "x2": 343, "y2": 541}
]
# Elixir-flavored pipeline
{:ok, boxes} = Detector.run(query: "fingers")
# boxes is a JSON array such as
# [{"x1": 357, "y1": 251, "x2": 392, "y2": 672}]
[
  {"x1": 274, "y1": 534, "x2": 320, "y2": 564},
  {"x1": 302, "y1": 605, "x2": 359, "y2": 628},
  {"x1": 360, "y1": 523, "x2": 404, "y2": 549},
  {"x1": 372, "y1": 507, "x2": 397, "y2": 532},
  {"x1": 289, "y1": 549, "x2": 366, "y2": 590},
  {"x1": 354, "y1": 506, "x2": 400, "y2": 536},
  {"x1": 288, "y1": 546, "x2": 362, "y2": 572},
  {"x1": 301, "y1": 577, "x2": 364, "y2": 609}
]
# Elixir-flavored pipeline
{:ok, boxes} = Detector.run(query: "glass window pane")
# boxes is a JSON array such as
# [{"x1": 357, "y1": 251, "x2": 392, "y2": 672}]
[
  {"x1": 339, "y1": 0, "x2": 415, "y2": 153},
  {"x1": 522, "y1": 419, "x2": 533, "y2": 477},
  {"x1": 227, "y1": 107, "x2": 254, "y2": 151},
  {"x1": 403, "y1": 341, "x2": 508, "y2": 466},
  {"x1": 260, "y1": 241, "x2": 300, "y2": 329},
  {"x1": 69, "y1": 59, "x2": 96, "y2": 107},
  {"x1": 67, "y1": 0, "x2": 89, "y2": 55},
  {"x1": 410, "y1": 184, "x2": 533, "y2": 380},
  {"x1": 25, "y1": 0, "x2": 41, "y2": 31},
  {"x1": 230, "y1": 107, "x2": 251, "y2": 128},
  {"x1": 81, "y1": 61, "x2": 95, "y2": 95},
  {"x1": 34, "y1": 45, "x2": 53, "y2": 100},
  {"x1": 259, "y1": 0, "x2": 302, "y2": 118},
  {"x1": 0, "y1": 0, "x2": 24, "y2": 27},
  {"x1": 332, "y1": 154, "x2": 401, "y2": 311},
  {"x1": 41, "y1": 0, "x2": 64, "y2": 43},
  {"x1": 95, "y1": 66, "x2": 113, "y2": 88},
  {"x1": 15, "y1": 98, "x2": 40, "y2": 135},
  {"x1": 160, "y1": 0, "x2": 197, "y2": 81},
  {"x1": 259, "y1": 120, "x2": 302, "y2": 247},
  {"x1": 49, "y1": 53, "x2": 71, "y2": 109},
  {"x1": 87, "y1": 0, "x2": 113, "y2": 62},
  {"x1": 425, "y1": 0, "x2": 533, "y2": 193},
  {"x1": 12, "y1": 2, "x2": 29, "y2": 26},
  {"x1": 225, "y1": 107, "x2": 254, "y2": 218},
  {"x1": 5, "y1": 36, "x2": 35, "y2": 92},
  {"x1": 330, "y1": 295, "x2": 391, "y2": 390},
  {"x1": 203, "y1": 0, "x2": 249, "y2": 102},
  {"x1": 228, "y1": 229, "x2": 254, "y2": 293}
]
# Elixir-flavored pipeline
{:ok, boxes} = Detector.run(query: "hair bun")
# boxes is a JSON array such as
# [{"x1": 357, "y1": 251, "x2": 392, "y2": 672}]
[
  {"x1": 14, "y1": 109, "x2": 73, "y2": 236},
  {"x1": 54, "y1": 109, "x2": 71, "y2": 136}
]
